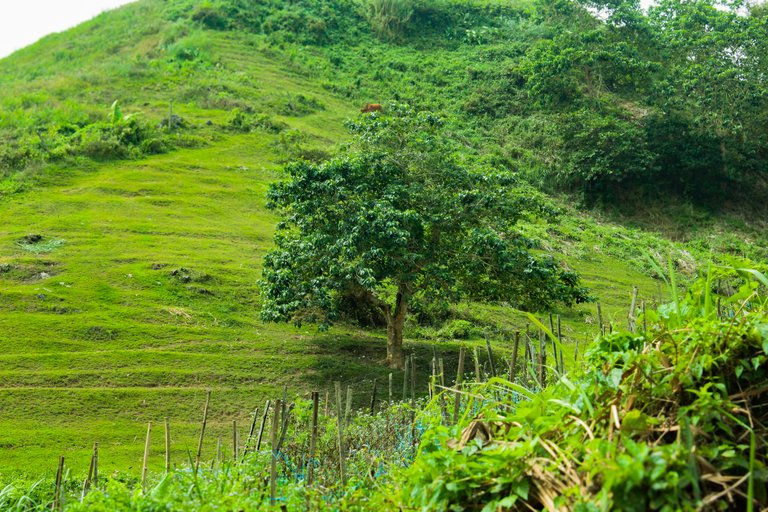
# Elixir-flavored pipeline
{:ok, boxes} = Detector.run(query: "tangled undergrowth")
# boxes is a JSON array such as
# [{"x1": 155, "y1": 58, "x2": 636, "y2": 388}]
[{"x1": 405, "y1": 269, "x2": 767, "y2": 511}]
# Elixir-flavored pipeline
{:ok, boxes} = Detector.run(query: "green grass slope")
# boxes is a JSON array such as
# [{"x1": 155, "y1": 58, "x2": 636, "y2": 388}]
[{"x1": 0, "y1": 0, "x2": 757, "y2": 480}]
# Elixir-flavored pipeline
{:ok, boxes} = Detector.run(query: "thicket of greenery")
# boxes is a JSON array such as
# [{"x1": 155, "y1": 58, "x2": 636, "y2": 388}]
[{"x1": 260, "y1": 104, "x2": 591, "y2": 368}]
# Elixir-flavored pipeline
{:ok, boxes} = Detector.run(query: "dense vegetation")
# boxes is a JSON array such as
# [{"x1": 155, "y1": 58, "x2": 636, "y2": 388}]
[
  {"x1": 0, "y1": 0, "x2": 766, "y2": 509},
  {"x1": 2, "y1": 270, "x2": 766, "y2": 510}
]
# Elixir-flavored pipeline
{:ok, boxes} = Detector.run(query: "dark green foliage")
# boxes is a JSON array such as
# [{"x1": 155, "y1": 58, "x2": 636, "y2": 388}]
[
  {"x1": 261, "y1": 104, "x2": 590, "y2": 366},
  {"x1": 403, "y1": 270, "x2": 768, "y2": 510}
]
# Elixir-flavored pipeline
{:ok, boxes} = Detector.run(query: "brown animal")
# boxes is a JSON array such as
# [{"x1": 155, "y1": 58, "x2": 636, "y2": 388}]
[{"x1": 361, "y1": 103, "x2": 383, "y2": 113}]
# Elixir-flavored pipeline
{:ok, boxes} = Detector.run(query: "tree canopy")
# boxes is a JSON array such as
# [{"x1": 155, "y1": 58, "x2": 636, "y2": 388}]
[{"x1": 260, "y1": 105, "x2": 590, "y2": 368}]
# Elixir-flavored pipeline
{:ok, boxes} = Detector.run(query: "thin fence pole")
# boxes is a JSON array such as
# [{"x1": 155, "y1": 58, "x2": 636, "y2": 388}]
[
  {"x1": 53, "y1": 456, "x2": 64, "y2": 512},
  {"x1": 270, "y1": 399, "x2": 281, "y2": 504},
  {"x1": 485, "y1": 333, "x2": 496, "y2": 378},
  {"x1": 453, "y1": 346, "x2": 466, "y2": 424},
  {"x1": 334, "y1": 382, "x2": 347, "y2": 487},
  {"x1": 388, "y1": 373, "x2": 393, "y2": 403},
  {"x1": 473, "y1": 346, "x2": 482, "y2": 383},
  {"x1": 195, "y1": 390, "x2": 211, "y2": 473},
  {"x1": 557, "y1": 315, "x2": 564, "y2": 373},
  {"x1": 142, "y1": 422, "x2": 152, "y2": 492},
  {"x1": 402, "y1": 355, "x2": 409, "y2": 401},
  {"x1": 510, "y1": 331, "x2": 520, "y2": 382},
  {"x1": 232, "y1": 420, "x2": 238, "y2": 461},
  {"x1": 307, "y1": 391, "x2": 319, "y2": 487},
  {"x1": 370, "y1": 378, "x2": 378, "y2": 415},
  {"x1": 164, "y1": 418, "x2": 171, "y2": 472},
  {"x1": 92, "y1": 443, "x2": 98, "y2": 488},
  {"x1": 242, "y1": 408, "x2": 259, "y2": 460},
  {"x1": 410, "y1": 355, "x2": 416, "y2": 407},
  {"x1": 256, "y1": 400, "x2": 271, "y2": 452},
  {"x1": 345, "y1": 386, "x2": 353, "y2": 426},
  {"x1": 597, "y1": 303, "x2": 604, "y2": 336},
  {"x1": 629, "y1": 286, "x2": 639, "y2": 333}
]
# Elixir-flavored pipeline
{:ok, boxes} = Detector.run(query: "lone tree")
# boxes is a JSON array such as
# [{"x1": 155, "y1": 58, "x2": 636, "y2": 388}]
[{"x1": 260, "y1": 105, "x2": 589, "y2": 368}]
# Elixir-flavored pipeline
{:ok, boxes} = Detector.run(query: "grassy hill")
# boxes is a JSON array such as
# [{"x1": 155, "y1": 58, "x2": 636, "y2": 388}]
[{"x1": 0, "y1": 0, "x2": 764, "y2": 481}]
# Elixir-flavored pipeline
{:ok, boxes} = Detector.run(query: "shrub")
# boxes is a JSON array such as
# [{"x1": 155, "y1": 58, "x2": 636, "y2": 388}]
[{"x1": 362, "y1": 0, "x2": 415, "y2": 40}]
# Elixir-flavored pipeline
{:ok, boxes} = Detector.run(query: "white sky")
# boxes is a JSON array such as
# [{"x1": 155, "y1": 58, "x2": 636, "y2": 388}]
[{"x1": 0, "y1": 0, "x2": 136, "y2": 59}]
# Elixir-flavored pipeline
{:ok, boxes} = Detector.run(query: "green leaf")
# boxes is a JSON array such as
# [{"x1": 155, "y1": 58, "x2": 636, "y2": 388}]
[{"x1": 512, "y1": 479, "x2": 529, "y2": 500}]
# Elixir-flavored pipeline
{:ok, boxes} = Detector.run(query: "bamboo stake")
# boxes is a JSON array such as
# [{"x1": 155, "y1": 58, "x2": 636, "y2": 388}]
[
  {"x1": 164, "y1": 418, "x2": 171, "y2": 472},
  {"x1": 597, "y1": 303, "x2": 604, "y2": 336},
  {"x1": 345, "y1": 385, "x2": 353, "y2": 425},
  {"x1": 242, "y1": 408, "x2": 259, "y2": 460},
  {"x1": 53, "y1": 456, "x2": 64, "y2": 512},
  {"x1": 92, "y1": 443, "x2": 98, "y2": 488},
  {"x1": 276, "y1": 404, "x2": 292, "y2": 453},
  {"x1": 510, "y1": 331, "x2": 520, "y2": 382},
  {"x1": 232, "y1": 420, "x2": 238, "y2": 461},
  {"x1": 539, "y1": 330, "x2": 546, "y2": 387},
  {"x1": 195, "y1": 390, "x2": 211, "y2": 473},
  {"x1": 438, "y1": 357, "x2": 445, "y2": 388},
  {"x1": 431, "y1": 357, "x2": 437, "y2": 398},
  {"x1": 370, "y1": 378, "x2": 378, "y2": 415},
  {"x1": 334, "y1": 382, "x2": 347, "y2": 487},
  {"x1": 485, "y1": 333, "x2": 496, "y2": 378},
  {"x1": 307, "y1": 391, "x2": 319, "y2": 487},
  {"x1": 629, "y1": 286, "x2": 639, "y2": 333},
  {"x1": 473, "y1": 346, "x2": 482, "y2": 382},
  {"x1": 82, "y1": 443, "x2": 96, "y2": 500},
  {"x1": 142, "y1": 422, "x2": 151, "y2": 491},
  {"x1": 388, "y1": 373, "x2": 393, "y2": 403},
  {"x1": 453, "y1": 346, "x2": 466, "y2": 424},
  {"x1": 402, "y1": 355, "x2": 409, "y2": 401},
  {"x1": 270, "y1": 399, "x2": 281, "y2": 504},
  {"x1": 560, "y1": 320, "x2": 565, "y2": 374},
  {"x1": 256, "y1": 400, "x2": 271, "y2": 452},
  {"x1": 410, "y1": 354, "x2": 416, "y2": 406}
]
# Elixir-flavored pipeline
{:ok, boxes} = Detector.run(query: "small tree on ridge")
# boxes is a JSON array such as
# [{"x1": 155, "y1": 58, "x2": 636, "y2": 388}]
[{"x1": 260, "y1": 104, "x2": 590, "y2": 369}]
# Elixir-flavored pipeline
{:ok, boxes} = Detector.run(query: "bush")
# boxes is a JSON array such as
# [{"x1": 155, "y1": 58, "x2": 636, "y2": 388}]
[
  {"x1": 438, "y1": 319, "x2": 475, "y2": 339},
  {"x1": 362, "y1": 0, "x2": 415, "y2": 40}
]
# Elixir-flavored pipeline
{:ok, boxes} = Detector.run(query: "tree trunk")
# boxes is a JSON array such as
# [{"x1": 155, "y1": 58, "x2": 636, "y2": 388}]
[
  {"x1": 361, "y1": 286, "x2": 409, "y2": 369},
  {"x1": 385, "y1": 288, "x2": 408, "y2": 369}
]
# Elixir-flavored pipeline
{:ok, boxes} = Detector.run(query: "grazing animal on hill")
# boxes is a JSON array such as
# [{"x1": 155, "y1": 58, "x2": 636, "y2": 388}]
[{"x1": 361, "y1": 103, "x2": 383, "y2": 113}]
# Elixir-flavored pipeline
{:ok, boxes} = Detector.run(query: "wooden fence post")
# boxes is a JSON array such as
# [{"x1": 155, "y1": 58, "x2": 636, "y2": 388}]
[
  {"x1": 473, "y1": 346, "x2": 482, "y2": 383},
  {"x1": 142, "y1": 422, "x2": 151, "y2": 492},
  {"x1": 370, "y1": 378, "x2": 378, "y2": 415},
  {"x1": 453, "y1": 346, "x2": 466, "y2": 424},
  {"x1": 52, "y1": 456, "x2": 64, "y2": 511},
  {"x1": 345, "y1": 386, "x2": 353, "y2": 426},
  {"x1": 270, "y1": 399, "x2": 281, "y2": 504},
  {"x1": 597, "y1": 303, "x2": 604, "y2": 336},
  {"x1": 334, "y1": 382, "x2": 347, "y2": 487},
  {"x1": 402, "y1": 355, "x2": 410, "y2": 401},
  {"x1": 195, "y1": 390, "x2": 211, "y2": 473},
  {"x1": 510, "y1": 331, "x2": 520, "y2": 382},
  {"x1": 485, "y1": 333, "x2": 496, "y2": 378},
  {"x1": 628, "y1": 286, "x2": 639, "y2": 333},
  {"x1": 164, "y1": 418, "x2": 171, "y2": 472},
  {"x1": 307, "y1": 391, "x2": 319, "y2": 487},
  {"x1": 256, "y1": 400, "x2": 271, "y2": 452},
  {"x1": 233, "y1": 420, "x2": 238, "y2": 461}
]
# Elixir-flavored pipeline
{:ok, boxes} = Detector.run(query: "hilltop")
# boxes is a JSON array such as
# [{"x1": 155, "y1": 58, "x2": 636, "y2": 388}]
[{"x1": 0, "y1": 0, "x2": 766, "y2": 480}]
